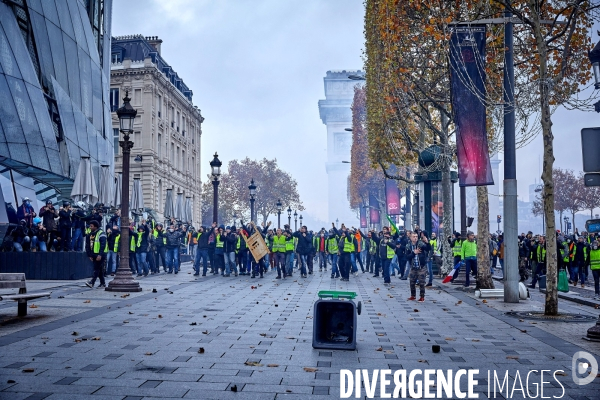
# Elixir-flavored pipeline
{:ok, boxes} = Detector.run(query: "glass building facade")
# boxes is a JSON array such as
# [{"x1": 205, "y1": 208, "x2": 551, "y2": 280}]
[{"x1": 0, "y1": 0, "x2": 113, "y2": 213}]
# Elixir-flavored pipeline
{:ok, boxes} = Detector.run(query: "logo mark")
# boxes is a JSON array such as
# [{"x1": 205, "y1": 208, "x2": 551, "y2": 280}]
[{"x1": 572, "y1": 351, "x2": 598, "y2": 385}]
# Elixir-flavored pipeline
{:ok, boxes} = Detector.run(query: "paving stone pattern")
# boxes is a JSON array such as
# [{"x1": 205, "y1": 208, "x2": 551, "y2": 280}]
[{"x1": 0, "y1": 264, "x2": 599, "y2": 399}]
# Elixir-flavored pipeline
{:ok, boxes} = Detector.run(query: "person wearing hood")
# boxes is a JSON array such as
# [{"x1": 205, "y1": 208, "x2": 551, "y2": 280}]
[
  {"x1": 223, "y1": 226, "x2": 239, "y2": 277},
  {"x1": 85, "y1": 220, "x2": 107, "y2": 289},
  {"x1": 16, "y1": 197, "x2": 36, "y2": 229},
  {"x1": 194, "y1": 222, "x2": 215, "y2": 276},
  {"x1": 10, "y1": 220, "x2": 31, "y2": 252},
  {"x1": 293, "y1": 225, "x2": 314, "y2": 278},
  {"x1": 31, "y1": 217, "x2": 48, "y2": 252},
  {"x1": 134, "y1": 222, "x2": 150, "y2": 276},
  {"x1": 58, "y1": 201, "x2": 73, "y2": 251},
  {"x1": 165, "y1": 223, "x2": 186, "y2": 274}
]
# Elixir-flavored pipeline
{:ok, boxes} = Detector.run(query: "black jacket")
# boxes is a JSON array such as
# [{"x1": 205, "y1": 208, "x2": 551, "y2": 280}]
[
  {"x1": 404, "y1": 241, "x2": 431, "y2": 268},
  {"x1": 372, "y1": 235, "x2": 396, "y2": 259},
  {"x1": 134, "y1": 225, "x2": 150, "y2": 253},
  {"x1": 59, "y1": 208, "x2": 72, "y2": 228},
  {"x1": 107, "y1": 231, "x2": 120, "y2": 252},
  {"x1": 293, "y1": 231, "x2": 313, "y2": 255},
  {"x1": 165, "y1": 229, "x2": 185, "y2": 248},
  {"x1": 224, "y1": 232, "x2": 238, "y2": 253},
  {"x1": 196, "y1": 228, "x2": 213, "y2": 250}
]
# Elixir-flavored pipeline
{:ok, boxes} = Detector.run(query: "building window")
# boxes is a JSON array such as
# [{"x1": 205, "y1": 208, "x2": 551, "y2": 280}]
[
  {"x1": 158, "y1": 180, "x2": 162, "y2": 210},
  {"x1": 191, "y1": 156, "x2": 195, "y2": 178},
  {"x1": 134, "y1": 89, "x2": 142, "y2": 106},
  {"x1": 182, "y1": 150, "x2": 186, "y2": 171},
  {"x1": 157, "y1": 133, "x2": 162, "y2": 157},
  {"x1": 110, "y1": 88, "x2": 119, "y2": 112},
  {"x1": 171, "y1": 107, "x2": 175, "y2": 128},
  {"x1": 111, "y1": 52, "x2": 121, "y2": 63},
  {"x1": 170, "y1": 142, "x2": 174, "y2": 163},
  {"x1": 113, "y1": 128, "x2": 120, "y2": 155},
  {"x1": 182, "y1": 116, "x2": 186, "y2": 136},
  {"x1": 157, "y1": 95, "x2": 162, "y2": 117},
  {"x1": 177, "y1": 146, "x2": 180, "y2": 170},
  {"x1": 134, "y1": 131, "x2": 141, "y2": 148},
  {"x1": 176, "y1": 111, "x2": 180, "y2": 132}
]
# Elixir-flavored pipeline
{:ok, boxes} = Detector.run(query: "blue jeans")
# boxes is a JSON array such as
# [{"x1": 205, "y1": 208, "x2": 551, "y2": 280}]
[
  {"x1": 382, "y1": 258, "x2": 391, "y2": 283},
  {"x1": 224, "y1": 252, "x2": 236, "y2": 275},
  {"x1": 298, "y1": 254, "x2": 308, "y2": 275},
  {"x1": 427, "y1": 260, "x2": 433, "y2": 284},
  {"x1": 136, "y1": 252, "x2": 149, "y2": 275},
  {"x1": 463, "y1": 257, "x2": 477, "y2": 286},
  {"x1": 194, "y1": 248, "x2": 209, "y2": 274},
  {"x1": 391, "y1": 255, "x2": 399, "y2": 275},
  {"x1": 350, "y1": 253, "x2": 358, "y2": 273},
  {"x1": 71, "y1": 228, "x2": 83, "y2": 251},
  {"x1": 38, "y1": 240, "x2": 47, "y2": 252},
  {"x1": 286, "y1": 253, "x2": 295, "y2": 275},
  {"x1": 592, "y1": 269, "x2": 600, "y2": 295},
  {"x1": 166, "y1": 247, "x2": 179, "y2": 272},
  {"x1": 329, "y1": 253, "x2": 339, "y2": 277},
  {"x1": 318, "y1": 252, "x2": 327, "y2": 269},
  {"x1": 107, "y1": 251, "x2": 118, "y2": 274},
  {"x1": 571, "y1": 261, "x2": 586, "y2": 283}
]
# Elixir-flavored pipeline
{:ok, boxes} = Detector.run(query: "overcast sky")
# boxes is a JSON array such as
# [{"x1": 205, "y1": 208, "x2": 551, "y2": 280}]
[{"x1": 112, "y1": 0, "x2": 598, "y2": 224}]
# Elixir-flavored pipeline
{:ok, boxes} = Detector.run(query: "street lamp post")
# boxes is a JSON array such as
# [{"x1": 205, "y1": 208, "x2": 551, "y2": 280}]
[
  {"x1": 249, "y1": 179, "x2": 257, "y2": 223},
  {"x1": 299, "y1": 214, "x2": 303, "y2": 228},
  {"x1": 233, "y1": 213, "x2": 237, "y2": 226},
  {"x1": 294, "y1": 211, "x2": 298, "y2": 231},
  {"x1": 287, "y1": 207, "x2": 292, "y2": 228},
  {"x1": 564, "y1": 217, "x2": 570, "y2": 234},
  {"x1": 210, "y1": 153, "x2": 222, "y2": 224},
  {"x1": 336, "y1": 218, "x2": 339, "y2": 227},
  {"x1": 106, "y1": 92, "x2": 141, "y2": 292},
  {"x1": 276, "y1": 199, "x2": 282, "y2": 229}
]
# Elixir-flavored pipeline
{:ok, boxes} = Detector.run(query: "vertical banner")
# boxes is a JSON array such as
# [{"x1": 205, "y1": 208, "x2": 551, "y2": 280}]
[
  {"x1": 385, "y1": 178, "x2": 401, "y2": 215},
  {"x1": 369, "y1": 193, "x2": 380, "y2": 225},
  {"x1": 431, "y1": 181, "x2": 443, "y2": 236},
  {"x1": 449, "y1": 25, "x2": 494, "y2": 187},
  {"x1": 360, "y1": 206, "x2": 367, "y2": 228}
]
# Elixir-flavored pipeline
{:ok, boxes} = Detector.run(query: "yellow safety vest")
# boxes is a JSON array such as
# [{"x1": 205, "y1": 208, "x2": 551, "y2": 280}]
[
  {"x1": 452, "y1": 240, "x2": 462, "y2": 256},
  {"x1": 272, "y1": 235, "x2": 286, "y2": 252},
  {"x1": 343, "y1": 237, "x2": 355, "y2": 253},
  {"x1": 130, "y1": 235, "x2": 136, "y2": 252},
  {"x1": 590, "y1": 248, "x2": 600, "y2": 270},
  {"x1": 215, "y1": 234, "x2": 224, "y2": 248},
  {"x1": 285, "y1": 238, "x2": 294, "y2": 252},
  {"x1": 106, "y1": 234, "x2": 120, "y2": 252},
  {"x1": 327, "y1": 237, "x2": 338, "y2": 253},
  {"x1": 92, "y1": 229, "x2": 105, "y2": 254}
]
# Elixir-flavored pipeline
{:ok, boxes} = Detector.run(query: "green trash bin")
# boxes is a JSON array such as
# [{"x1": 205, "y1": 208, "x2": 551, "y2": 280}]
[{"x1": 312, "y1": 291, "x2": 361, "y2": 350}]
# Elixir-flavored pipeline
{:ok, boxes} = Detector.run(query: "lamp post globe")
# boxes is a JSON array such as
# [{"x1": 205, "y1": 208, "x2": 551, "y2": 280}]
[
  {"x1": 294, "y1": 210, "x2": 298, "y2": 231},
  {"x1": 106, "y1": 92, "x2": 141, "y2": 292},
  {"x1": 210, "y1": 152, "x2": 222, "y2": 224},
  {"x1": 287, "y1": 206, "x2": 292, "y2": 227}
]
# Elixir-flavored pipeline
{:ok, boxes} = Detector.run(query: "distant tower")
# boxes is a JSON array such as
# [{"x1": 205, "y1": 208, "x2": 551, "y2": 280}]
[{"x1": 318, "y1": 70, "x2": 361, "y2": 225}]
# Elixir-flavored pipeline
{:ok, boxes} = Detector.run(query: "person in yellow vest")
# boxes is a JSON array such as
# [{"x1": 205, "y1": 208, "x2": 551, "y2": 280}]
[
  {"x1": 106, "y1": 225, "x2": 120, "y2": 276},
  {"x1": 85, "y1": 220, "x2": 107, "y2": 288},
  {"x1": 371, "y1": 227, "x2": 397, "y2": 284},
  {"x1": 460, "y1": 231, "x2": 477, "y2": 287},
  {"x1": 128, "y1": 223, "x2": 137, "y2": 274},
  {"x1": 272, "y1": 228, "x2": 287, "y2": 279},
  {"x1": 284, "y1": 229, "x2": 295, "y2": 277},
  {"x1": 326, "y1": 229, "x2": 340, "y2": 278},
  {"x1": 337, "y1": 230, "x2": 358, "y2": 282},
  {"x1": 154, "y1": 223, "x2": 168, "y2": 273},
  {"x1": 589, "y1": 240, "x2": 600, "y2": 299}
]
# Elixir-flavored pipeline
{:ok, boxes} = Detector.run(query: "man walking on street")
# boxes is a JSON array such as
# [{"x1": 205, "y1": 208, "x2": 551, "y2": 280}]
[
  {"x1": 405, "y1": 231, "x2": 431, "y2": 302},
  {"x1": 85, "y1": 220, "x2": 107, "y2": 288}
]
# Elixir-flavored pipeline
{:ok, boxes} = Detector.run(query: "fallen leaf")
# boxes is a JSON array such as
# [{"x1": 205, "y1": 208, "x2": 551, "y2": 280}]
[
  {"x1": 267, "y1": 364, "x2": 279, "y2": 367},
  {"x1": 190, "y1": 322, "x2": 197, "y2": 326},
  {"x1": 123, "y1": 321, "x2": 129, "y2": 323},
  {"x1": 376, "y1": 347, "x2": 383, "y2": 351},
  {"x1": 231, "y1": 384, "x2": 238, "y2": 392},
  {"x1": 259, "y1": 333, "x2": 267, "y2": 337},
  {"x1": 128, "y1": 311, "x2": 134, "y2": 315},
  {"x1": 418, "y1": 360, "x2": 427, "y2": 363},
  {"x1": 145, "y1": 352, "x2": 153, "y2": 356},
  {"x1": 202, "y1": 331, "x2": 209, "y2": 334},
  {"x1": 472, "y1": 339, "x2": 480, "y2": 342},
  {"x1": 303, "y1": 367, "x2": 318, "y2": 372},
  {"x1": 158, "y1": 315, "x2": 163, "y2": 318},
  {"x1": 286, "y1": 389, "x2": 292, "y2": 393},
  {"x1": 482, "y1": 300, "x2": 488, "y2": 303},
  {"x1": 29, "y1": 304, "x2": 38, "y2": 309},
  {"x1": 520, "y1": 329, "x2": 527, "y2": 333},
  {"x1": 376, "y1": 333, "x2": 385, "y2": 336},
  {"x1": 71, "y1": 331, "x2": 79, "y2": 336},
  {"x1": 120, "y1": 294, "x2": 130, "y2": 298},
  {"x1": 285, "y1": 337, "x2": 296, "y2": 339},
  {"x1": 198, "y1": 348, "x2": 205, "y2": 354},
  {"x1": 92, "y1": 337, "x2": 101, "y2": 341},
  {"x1": 445, "y1": 338, "x2": 455, "y2": 341},
  {"x1": 83, "y1": 300, "x2": 91, "y2": 303},
  {"x1": 555, "y1": 371, "x2": 567, "y2": 376},
  {"x1": 506, "y1": 355, "x2": 519, "y2": 359},
  {"x1": 74, "y1": 338, "x2": 82, "y2": 343},
  {"x1": 244, "y1": 361, "x2": 263, "y2": 367},
  {"x1": 22, "y1": 368, "x2": 35, "y2": 373},
  {"x1": 519, "y1": 319, "x2": 524, "y2": 322},
  {"x1": 413, "y1": 309, "x2": 419, "y2": 312},
  {"x1": 442, "y1": 308, "x2": 449, "y2": 311}
]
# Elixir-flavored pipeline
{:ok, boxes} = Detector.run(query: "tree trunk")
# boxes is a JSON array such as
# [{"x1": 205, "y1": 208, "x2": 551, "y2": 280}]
[
  {"x1": 529, "y1": 4, "x2": 558, "y2": 315},
  {"x1": 476, "y1": 186, "x2": 494, "y2": 289},
  {"x1": 439, "y1": 111, "x2": 454, "y2": 275}
]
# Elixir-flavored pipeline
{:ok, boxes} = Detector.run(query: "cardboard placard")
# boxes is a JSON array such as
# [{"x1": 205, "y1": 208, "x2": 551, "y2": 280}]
[{"x1": 243, "y1": 231, "x2": 269, "y2": 263}]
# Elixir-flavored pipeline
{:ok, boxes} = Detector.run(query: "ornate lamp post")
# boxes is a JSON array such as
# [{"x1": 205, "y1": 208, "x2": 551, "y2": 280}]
[
  {"x1": 249, "y1": 179, "x2": 257, "y2": 222},
  {"x1": 294, "y1": 210, "x2": 298, "y2": 231},
  {"x1": 276, "y1": 199, "x2": 282, "y2": 229},
  {"x1": 210, "y1": 153, "x2": 222, "y2": 224},
  {"x1": 299, "y1": 214, "x2": 303, "y2": 229},
  {"x1": 564, "y1": 216, "x2": 570, "y2": 234},
  {"x1": 287, "y1": 206, "x2": 292, "y2": 228},
  {"x1": 106, "y1": 92, "x2": 141, "y2": 292}
]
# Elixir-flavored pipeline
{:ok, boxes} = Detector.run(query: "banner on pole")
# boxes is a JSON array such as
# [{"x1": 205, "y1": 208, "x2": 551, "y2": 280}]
[
  {"x1": 360, "y1": 206, "x2": 367, "y2": 228},
  {"x1": 449, "y1": 25, "x2": 494, "y2": 187},
  {"x1": 369, "y1": 193, "x2": 380, "y2": 225},
  {"x1": 385, "y1": 178, "x2": 401, "y2": 215}
]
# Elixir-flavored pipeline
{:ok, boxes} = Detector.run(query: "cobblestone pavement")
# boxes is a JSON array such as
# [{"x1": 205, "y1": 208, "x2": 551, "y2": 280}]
[{"x1": 1, "y1": 263, "x2": 600, "y2": 399}]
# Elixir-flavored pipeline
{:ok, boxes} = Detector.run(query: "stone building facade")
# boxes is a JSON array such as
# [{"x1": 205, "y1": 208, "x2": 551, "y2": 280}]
[{"x1": 110, "y1": 35, "x2": 203, "y2": 224}]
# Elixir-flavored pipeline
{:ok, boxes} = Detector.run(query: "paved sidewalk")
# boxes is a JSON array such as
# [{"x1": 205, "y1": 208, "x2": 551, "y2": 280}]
[{"x1": 1, "y1": 264, "x2": 600, "y2": 399}]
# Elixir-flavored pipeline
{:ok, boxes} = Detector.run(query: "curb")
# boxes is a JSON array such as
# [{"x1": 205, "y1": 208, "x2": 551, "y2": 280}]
[{"x1": 538, "y1": 288, "x2": 600, "y2": 308}]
